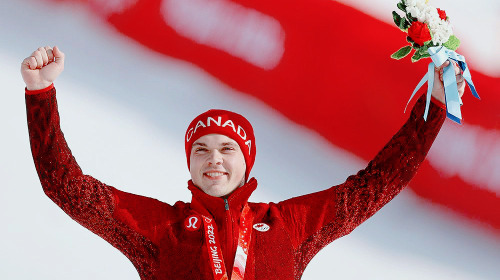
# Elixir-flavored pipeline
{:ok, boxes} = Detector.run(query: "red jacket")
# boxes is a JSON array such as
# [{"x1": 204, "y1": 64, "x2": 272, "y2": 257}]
[{"x1": 26, "y1": 86, "x2": 445, "y2": 280}]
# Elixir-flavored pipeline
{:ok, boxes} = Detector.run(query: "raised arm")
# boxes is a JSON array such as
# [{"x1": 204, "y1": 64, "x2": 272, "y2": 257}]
[
  {"x1": 22, "y1": 46, "x2": 116, "y2": 226},
  {"x1": 330, "y1": 61, "x2": 465, "y2": 232},
  {"x1": 275, "y1": 61, "x2": 465, "y2": 273},
  {"x1": 23, "y1": 47, "x2": 166, "y2": 278}
]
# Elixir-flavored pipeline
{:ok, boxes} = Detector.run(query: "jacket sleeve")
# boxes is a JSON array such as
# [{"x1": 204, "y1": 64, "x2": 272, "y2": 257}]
[
  {"x1": 25, "y1": 87, "x2": 167, "y2": 278},
  {"x1": 275, "y1": 93, "x2": 446, "y2": 269}
]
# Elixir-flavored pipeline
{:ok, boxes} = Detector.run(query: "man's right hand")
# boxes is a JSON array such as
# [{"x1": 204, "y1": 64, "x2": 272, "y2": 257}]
[{"x1": 21, "y1": 46, "x2": 65, "y2": 91}]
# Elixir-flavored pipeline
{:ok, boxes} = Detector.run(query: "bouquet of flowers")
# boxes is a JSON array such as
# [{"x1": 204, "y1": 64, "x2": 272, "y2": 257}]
[
  {"x1": 391, "y1": 0, "x2": 460, "y2": 62},
  {"x1": 390, "y1": 0, "x2": 480, "y2": 124}
]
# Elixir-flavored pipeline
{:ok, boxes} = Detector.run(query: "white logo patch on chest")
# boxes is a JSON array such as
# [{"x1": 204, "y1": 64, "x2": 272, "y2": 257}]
[
  {"x1": 253, "y1": 223, "x2": 270, "y2": 232},
  {"x1": 184, "y1": 215, "x2": 201, "y2": 231}
]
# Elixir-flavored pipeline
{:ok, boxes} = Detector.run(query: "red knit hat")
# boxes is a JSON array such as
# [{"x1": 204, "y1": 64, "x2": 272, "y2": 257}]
[{"x1": 185, "y1": 109, "x2": 256, "y2": 181}]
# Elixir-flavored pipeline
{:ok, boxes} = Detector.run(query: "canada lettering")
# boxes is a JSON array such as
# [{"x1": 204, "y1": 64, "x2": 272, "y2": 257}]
[{"x1": 186, "y1": 116, "x2": 252, "y2": 154}]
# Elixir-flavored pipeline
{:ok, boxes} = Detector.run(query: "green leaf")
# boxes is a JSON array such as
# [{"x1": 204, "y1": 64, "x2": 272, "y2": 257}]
[
  {"x1": 411, "y1": 51, "x2": 423, "y2": 63},
  {"x1": 443, "y1": 35, "x2": 461, "y2": 51},
  {"x1": 398, "y1": 17, "x2": 409, "y2": 30},
  {"x1": 397, "y1": 2, "x2": 407, "y2": 12},
  {"x1": 392, "y1": 11, "x2": 402, "y2": 27},
  {"x1": 421, "y1": 52, "x2": 431, "y2": 58},
  {"x1": 402, "y1": 18, "x2": 410, "y2": 30},
  {"x1": 418, "y1": 45, "x2": 429, "y2": 55},
  {"x1": 391, "y1": 46, "x2": 412, "y2": 60},
  {"x1": 406, "y1": 13, "x2": 416, "y2": 23}
]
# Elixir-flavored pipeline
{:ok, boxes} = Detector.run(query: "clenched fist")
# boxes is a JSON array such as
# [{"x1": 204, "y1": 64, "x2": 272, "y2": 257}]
[
  {"x1": 21, "y1": 46, "x2": 65, "y2": 91},
  {"x1": 431, "y1": 60, "x2": 466, "y2": 105}
]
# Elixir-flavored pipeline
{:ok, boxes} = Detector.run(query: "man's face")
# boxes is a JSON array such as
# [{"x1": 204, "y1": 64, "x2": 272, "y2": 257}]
[{"x1": 189, "y1": 134, "x2": 246, "y2": 197}]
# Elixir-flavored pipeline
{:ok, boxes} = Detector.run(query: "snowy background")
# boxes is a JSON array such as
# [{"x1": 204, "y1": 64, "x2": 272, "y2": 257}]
[{"x1": 1, "y1": 0, "x2": 499, "y2": 279}]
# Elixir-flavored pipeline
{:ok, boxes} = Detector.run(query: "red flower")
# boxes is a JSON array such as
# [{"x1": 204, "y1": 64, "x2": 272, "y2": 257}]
[
  {"x1": 408, "y1": 21, "x2": 431, "y2": 46},
  {"x1": 437, "y1": 8, "x2": 447, "y2": 20}
]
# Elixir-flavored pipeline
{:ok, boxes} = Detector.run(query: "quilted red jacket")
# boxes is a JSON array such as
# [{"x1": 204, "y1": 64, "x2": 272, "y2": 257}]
[{"x1": 26, "y1": 85, "x2": 445, "y2": 280}]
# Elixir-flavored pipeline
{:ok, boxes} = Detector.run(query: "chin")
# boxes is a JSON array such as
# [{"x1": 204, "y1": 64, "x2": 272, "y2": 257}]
[
  {"x1": 206, "y1": 188, "x2": 228, "y2": 197},
  {"x1": 197, "y1": 179, "x2": 241, "y2": 197},
  {"x1": 212, "y1": 186, "x2": 238, "y2": 197},
  {"x1": 200, "y1": 183, "x2": 227, "y2": 197}
]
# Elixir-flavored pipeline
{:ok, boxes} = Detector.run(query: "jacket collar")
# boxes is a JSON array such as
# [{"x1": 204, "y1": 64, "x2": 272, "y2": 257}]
[{"x1": 188, "y1": 178, "x2": 257, "y2": 218}]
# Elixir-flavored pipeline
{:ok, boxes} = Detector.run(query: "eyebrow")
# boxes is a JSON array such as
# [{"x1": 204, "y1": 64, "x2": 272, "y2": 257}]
[
  {"x1": 221, "y1": 142, "x2": 237, "y2": 147},
  {"x1": 192, "y1": 142, "x2": 238, "y2": 147},
  {"x1": 192, "y1": 142, "x2": 207, "y2": 147}
]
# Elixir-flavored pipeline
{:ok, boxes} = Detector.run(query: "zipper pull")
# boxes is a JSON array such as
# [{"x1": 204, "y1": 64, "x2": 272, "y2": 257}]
[{"x1": 224, "y1": 198, "x2": 229, "y2": 211}]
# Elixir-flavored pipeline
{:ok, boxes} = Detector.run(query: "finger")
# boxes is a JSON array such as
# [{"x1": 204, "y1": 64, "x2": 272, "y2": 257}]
[
  {"x1": 53, "y1": 46, "x2": 65, "y2": 67},
  {"x1": 38, "y1": 47, "x2": 49, "y2": 66},
  {"x1": 31, "y1": 50, "x2": 43, "y2": 69},
  {"x1": 44, "y1": 46, "x2": 54, "y2": 62},
  {"x1": 458, "y1": 79, "x2": 466, "y2": 98},
  {"x1": 450, "y1": 60, "x2": 461, "y2": 75},
  {"x1": 437, "y1": 60, "x2": 450, "y2": 71},
  {"x1": 22, "y1": 56, "x2": 37, "y2": 70}
]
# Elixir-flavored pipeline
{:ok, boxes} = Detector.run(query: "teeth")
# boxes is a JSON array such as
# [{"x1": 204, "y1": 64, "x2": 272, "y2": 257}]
[{"x1": 206, "y1": 172, "x2": 225, "y2": 177}]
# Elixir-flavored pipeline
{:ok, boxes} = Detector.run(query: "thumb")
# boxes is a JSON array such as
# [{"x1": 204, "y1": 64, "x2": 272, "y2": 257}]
[{"x1": 53, "y1": 46, "x2": 65, "y2": 67}]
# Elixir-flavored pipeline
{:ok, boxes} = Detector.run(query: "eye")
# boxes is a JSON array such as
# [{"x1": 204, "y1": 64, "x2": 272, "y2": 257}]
[
  {"x1": 221, "y1": 147, "x2": 235, "y2": 152},
  {"x1": 194, "y1": 147, "x2": 208, "y2": 153}
]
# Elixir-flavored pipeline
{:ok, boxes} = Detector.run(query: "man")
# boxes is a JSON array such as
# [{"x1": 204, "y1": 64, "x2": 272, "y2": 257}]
[{"x1": 23, "y1": 46, "x2": 464, "y2": 280}]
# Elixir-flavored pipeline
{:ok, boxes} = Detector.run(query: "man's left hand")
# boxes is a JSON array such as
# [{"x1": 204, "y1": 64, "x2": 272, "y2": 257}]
[{"x1": 431, "y1": 60, "x2": 466, "y2": 105}]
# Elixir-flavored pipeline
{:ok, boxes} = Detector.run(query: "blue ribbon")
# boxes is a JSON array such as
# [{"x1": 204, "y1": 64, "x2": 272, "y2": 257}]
[{"x1": 405, "y1": 46, "x2": 480, "y2": 124}]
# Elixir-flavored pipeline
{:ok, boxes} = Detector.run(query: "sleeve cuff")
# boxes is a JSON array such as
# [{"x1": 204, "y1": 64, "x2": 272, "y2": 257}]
[
  {"x1": 430, "y1": 95, "x2": 447, "y2": 110},
  {"x1": 25, "y1": 84, "x2": 54, "y2": 95}
]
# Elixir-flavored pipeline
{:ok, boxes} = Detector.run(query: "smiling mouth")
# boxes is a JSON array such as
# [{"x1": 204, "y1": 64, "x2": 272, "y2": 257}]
[{"x1": 204, "y1": 172, "x2": 228, "y2": 179}]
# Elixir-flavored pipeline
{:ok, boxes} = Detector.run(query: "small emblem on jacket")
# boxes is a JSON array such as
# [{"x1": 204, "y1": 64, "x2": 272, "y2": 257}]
[
  {"x1": 253, "y1": 223, "x2": 270, "y2": 232},
  {"x1": 184, "y1": 215, "x2": 201, "y2": 231}
]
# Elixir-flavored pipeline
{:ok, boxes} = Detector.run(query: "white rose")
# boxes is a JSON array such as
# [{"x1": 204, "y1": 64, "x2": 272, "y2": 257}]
[
  {"x1": 404, "y1": 0, "x2": 417, "y2": 7},
  {"x1": 431, "y1": 20, "x2": 453, "y2": 45},
  {"x1": 407, "y1": 7, "x2": 421, "y2": 19}
]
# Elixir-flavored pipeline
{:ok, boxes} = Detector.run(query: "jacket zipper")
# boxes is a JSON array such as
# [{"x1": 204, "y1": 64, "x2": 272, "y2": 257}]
[{"x1": 223, "y1": 198, "x2": 234, "y2": 273}]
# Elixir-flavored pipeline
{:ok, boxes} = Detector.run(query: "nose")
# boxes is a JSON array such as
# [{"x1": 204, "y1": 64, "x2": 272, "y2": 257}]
[{"x1": 208, "y1": 149, "x2": 223, "y2": 165}]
